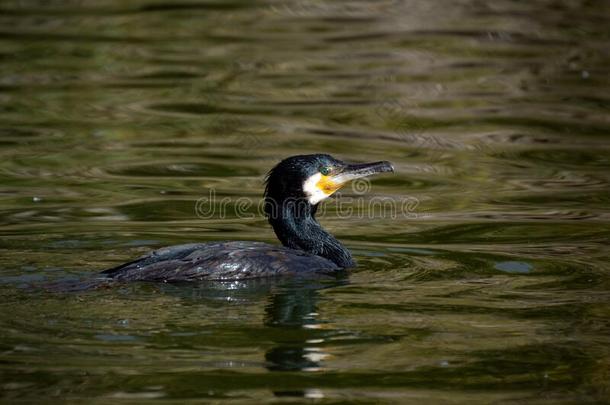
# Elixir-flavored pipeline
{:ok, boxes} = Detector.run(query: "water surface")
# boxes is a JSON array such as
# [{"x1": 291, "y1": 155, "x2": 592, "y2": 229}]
[{"x1": 1, "y1": 0, "x2": 609, "y2": 403}]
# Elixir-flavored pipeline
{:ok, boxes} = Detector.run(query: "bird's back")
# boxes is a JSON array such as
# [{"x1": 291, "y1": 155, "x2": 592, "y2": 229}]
[{"x1": 101, "y1": 241, "x2": 340, "y2": 282}]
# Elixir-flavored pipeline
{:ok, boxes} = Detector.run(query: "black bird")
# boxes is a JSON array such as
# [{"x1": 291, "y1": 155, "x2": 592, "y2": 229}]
[{"x1": 101, "y1": 154, "x2": 393, "y2": 282}]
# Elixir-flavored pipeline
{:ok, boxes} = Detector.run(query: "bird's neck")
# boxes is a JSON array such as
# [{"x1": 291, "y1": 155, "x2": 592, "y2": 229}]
[{"x1": 266, "y1": 198, "x2": 355, "y2": 268}]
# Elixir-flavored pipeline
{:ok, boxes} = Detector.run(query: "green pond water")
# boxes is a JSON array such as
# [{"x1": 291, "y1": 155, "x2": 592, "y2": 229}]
[{"x1": 1, "y1": 0, "x2": 609, "y2": 403}]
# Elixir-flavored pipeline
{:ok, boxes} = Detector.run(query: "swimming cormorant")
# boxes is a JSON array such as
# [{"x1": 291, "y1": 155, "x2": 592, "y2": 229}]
[{"x1": 101, "y1": 154, "x2": 393, "y2": 282}]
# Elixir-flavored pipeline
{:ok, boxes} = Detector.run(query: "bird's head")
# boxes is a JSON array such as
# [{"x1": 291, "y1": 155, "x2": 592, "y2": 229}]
[{"x1": 264, "y1": 154, "x2": 394, "y2": 207}]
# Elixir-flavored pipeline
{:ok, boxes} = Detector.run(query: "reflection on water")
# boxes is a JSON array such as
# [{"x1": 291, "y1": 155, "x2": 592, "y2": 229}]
[
  {"x1": 263, "y1": 280, "x2": 341, "y2": 374},
  {"x1": 1, "y1": 0, "x2": 609, "y2": 402}
]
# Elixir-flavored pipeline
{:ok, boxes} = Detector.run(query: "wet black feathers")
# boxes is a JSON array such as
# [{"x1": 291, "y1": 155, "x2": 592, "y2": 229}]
[{"x1": 102, "y1": 242, "x2": 339, "y2": 282}]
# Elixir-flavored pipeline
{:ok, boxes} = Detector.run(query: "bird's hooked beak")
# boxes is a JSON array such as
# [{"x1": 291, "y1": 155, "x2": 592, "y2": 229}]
[
  {"x1": 330, "y1": 161, "x2": 395, "y2": 186},
  {"x1": 304, "y1": 160, "x2": 394, "y2": 204}
]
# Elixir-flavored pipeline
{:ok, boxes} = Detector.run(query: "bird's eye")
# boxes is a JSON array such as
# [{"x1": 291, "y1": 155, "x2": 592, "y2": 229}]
[{"x1": 320, "y1": 166, "x2": 331, "y2": 176}]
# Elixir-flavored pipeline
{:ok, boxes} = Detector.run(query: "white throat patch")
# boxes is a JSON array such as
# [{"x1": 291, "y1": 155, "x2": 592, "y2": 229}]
[{"x1": 303, "y1": 172, "x2": 328, "y2": 205}]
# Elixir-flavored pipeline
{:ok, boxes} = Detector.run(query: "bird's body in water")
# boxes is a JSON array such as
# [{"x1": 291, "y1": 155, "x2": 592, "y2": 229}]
[{"x1": 101, "y1": 154, "x2": 393, "y2": 282}]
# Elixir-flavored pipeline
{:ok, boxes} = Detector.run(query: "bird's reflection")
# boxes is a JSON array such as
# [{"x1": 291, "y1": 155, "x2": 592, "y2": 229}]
[
  {"x1": 157, "y1": 274, "x2": 347, "y2": 374},
  {"x1": 263, "y1": 277, "x2": 347, "y2": 372}
]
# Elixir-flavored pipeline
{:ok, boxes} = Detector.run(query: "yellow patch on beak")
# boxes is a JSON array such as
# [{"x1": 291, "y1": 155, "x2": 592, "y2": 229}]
[{"x1": 316, "y1": 175, "x2": 342, "y2": 195}]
